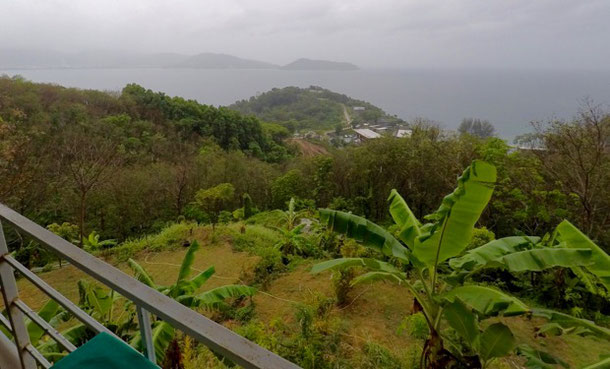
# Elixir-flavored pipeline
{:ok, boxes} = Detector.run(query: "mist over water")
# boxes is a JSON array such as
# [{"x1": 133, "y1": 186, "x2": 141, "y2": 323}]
[{"x1": 3, "y1": 68, "x2": 610, "y2": 139}]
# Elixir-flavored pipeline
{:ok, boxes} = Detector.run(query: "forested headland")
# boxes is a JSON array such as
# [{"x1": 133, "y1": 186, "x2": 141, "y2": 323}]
[
  {"x1": 230, "y1": 86, "x2": 404, "y2": 131},
  {"x1": 1, "y1": 75, "x2": 610, "y2": 368}
]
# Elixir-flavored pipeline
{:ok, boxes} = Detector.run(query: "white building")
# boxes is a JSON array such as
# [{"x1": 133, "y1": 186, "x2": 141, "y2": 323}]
[
  {"x1": 354, "y1": 128, "x2": 381, "y2": 140},
  {"x1": 395, "y1": 129, "x2": 412, "y2": 138}
]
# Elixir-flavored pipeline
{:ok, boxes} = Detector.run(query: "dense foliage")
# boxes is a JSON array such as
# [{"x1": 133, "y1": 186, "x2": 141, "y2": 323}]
[
  {"x1": 230, "y1": 85, "x2": 404, "y2": 131},
  {"x1": 2, "y1": 77, "x2": 610, "y2": 368}
]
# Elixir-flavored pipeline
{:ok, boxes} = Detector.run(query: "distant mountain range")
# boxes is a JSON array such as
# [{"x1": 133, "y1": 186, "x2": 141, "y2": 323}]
[{"x1": 0, "y1": 50, "x2": 359, "y2": 71}]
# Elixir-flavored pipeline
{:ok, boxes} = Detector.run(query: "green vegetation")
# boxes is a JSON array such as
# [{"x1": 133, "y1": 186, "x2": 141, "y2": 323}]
[
  {"x1": 313, "y1": 161, "x2": 610, "y2": 368},
  {"x1": 2, "y1": 77, "x2": 610, "y2": 368},
  {"x1": 230, "y1": 86, "x2": 403, "y2": 131}
]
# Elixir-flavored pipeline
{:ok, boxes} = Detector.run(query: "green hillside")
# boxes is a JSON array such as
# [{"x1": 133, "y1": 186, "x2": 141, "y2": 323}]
[{"x1": 230, "y1": 86, "x2": 404, "y2": 131}]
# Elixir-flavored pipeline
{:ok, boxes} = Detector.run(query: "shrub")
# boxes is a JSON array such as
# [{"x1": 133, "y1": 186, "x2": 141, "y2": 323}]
[
  {"x1": 360, "y1": 342, "x2": 406, "y2": 369},
  {"x1": 109, "y1": 222, "x2": 196, "y2": 261},
  {"x1": 333, "y1": 268, "x2": 355, "y2": 307},
  {"x1": 397, "y1": 312, "x2": 429, "y2": 340},
  {"x1": 466, "y1": 226, "x2": 495, "y2": 250}
]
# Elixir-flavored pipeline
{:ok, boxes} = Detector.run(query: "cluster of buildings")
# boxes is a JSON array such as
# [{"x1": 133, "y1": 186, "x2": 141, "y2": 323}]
[{"x1": 341, "y1": 122, "x2": 412, "y2": 144}]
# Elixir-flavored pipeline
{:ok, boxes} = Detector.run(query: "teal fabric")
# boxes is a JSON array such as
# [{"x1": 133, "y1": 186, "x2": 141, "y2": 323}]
[{"x1": 51, "y1": 332, "x2": 159, "y2": 369}]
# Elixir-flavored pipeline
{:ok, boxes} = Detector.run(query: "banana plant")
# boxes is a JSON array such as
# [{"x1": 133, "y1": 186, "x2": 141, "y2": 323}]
[
  {"x1": 82, "y1": 231, "x2": 117, "y2": 250},
  {"x1": 127, "y1": 240, "x2": 256, "y2": 363},
  {"x1": 311, "y1": 160, "x2": 608, "y2": 368}
]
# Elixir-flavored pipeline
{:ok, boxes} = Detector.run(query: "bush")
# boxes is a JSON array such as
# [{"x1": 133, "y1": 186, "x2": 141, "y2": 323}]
[
  {"x1": 218, "y1": 211, "x2": 233, "y2": 224},
  {"x1": 251, "y1": 246, "x2": 286, "y2": 287},
  {"x1": 108, "y1": 222, "x2": 196, "y2": 261},
  {"x1": 397, "y1": 312, "x2": 429, "y2": 340},
  {"x1": 333, "y1": 268, "x2": 355, "y2": 307},
  {"x1": 360, "y1": 342, "x2": 406, "y2": 369},
  {"x1": 466, "y1": 227, "x2": 495, "y2": 250}
]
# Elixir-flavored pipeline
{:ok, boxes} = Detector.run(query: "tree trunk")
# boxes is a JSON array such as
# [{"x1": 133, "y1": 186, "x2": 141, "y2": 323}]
[{"x1": 79, "y1": 192, "x2": 86, "y2": 248}]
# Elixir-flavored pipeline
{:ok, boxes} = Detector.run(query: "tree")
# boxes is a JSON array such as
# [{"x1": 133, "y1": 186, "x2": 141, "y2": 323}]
[
  {"x1": 243, "y1": 193, "x2": 254, "y2": 219},
  {"x1": 458, "y1": 118, "x2": 495, "y2": 138},
  {"x1": 530, "y1": 101, "x2": 610, "y2": 242},
  {"x1": 195, "y1": 183, "x2": 235, "y2": 228},
  {"x1": 312, "y1": 160, "x2": 610, "y2": 368},
  {"x1": 59, "y1": 129, "x2": 121, "y2": 247}
]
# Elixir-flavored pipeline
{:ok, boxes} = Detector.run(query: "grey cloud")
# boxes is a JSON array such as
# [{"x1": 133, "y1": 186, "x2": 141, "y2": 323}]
[{"x1": 1, "y1": 0, "x2": 608, "y2": 69}]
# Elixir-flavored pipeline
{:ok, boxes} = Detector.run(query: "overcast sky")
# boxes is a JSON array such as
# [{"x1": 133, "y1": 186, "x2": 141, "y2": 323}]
[{"x1": 2, "y1": 0, "x2": 609, "y2": 69}]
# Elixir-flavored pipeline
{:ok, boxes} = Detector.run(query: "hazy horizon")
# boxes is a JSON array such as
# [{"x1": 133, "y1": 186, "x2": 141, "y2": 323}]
[{"x1": 3, "y1": 0, "x2": 610, "y2": 70}]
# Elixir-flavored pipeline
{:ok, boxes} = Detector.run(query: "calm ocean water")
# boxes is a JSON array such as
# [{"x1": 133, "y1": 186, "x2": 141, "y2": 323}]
[{"x1": 2, "y1": 68, "x2": 610, "y2": 139}]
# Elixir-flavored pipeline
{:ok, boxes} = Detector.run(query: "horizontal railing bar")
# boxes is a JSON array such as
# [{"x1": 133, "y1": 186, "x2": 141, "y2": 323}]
[
  {"x1": 0, "y1": 203, "x2": 300, "y2": 369},
  {"x1": 14, "y1": 299, "x2": 77, "y2": 353},
  {"x1": 3, "y1": 255, "x2": 114, "y2": 338},
  {"x1": 25, "y1": 344, "x2": 52, "y2": 369}
]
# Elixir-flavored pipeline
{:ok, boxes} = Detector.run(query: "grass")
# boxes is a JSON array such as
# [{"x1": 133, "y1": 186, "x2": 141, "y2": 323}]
[{"x1": 6, "y1": 221, "x2": 610, "y2": 368}]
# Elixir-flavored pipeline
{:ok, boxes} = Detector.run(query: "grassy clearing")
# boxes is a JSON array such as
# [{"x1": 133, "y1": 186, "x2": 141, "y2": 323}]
[{"x1": 8, "y1": 222, "x2": 610, "y2": 368}]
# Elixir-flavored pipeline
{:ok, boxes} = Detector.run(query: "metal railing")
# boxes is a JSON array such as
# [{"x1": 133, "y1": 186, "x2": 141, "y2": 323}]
[{"x1": 0, "y1": 204, "x2": 299, "y2": 369}]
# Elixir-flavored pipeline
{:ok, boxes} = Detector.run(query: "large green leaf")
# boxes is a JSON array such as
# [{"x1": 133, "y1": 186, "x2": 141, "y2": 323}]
[
  {"x1": 532, "y1": 308, "x2": 610, "y2": 339},
  {"x1": 128, "y1": 259, "x2": 156, "y2": 288},
  {"x1": 351, "y1": 271, "x2": 405, "y2": 285},
  {"x1": 26, "y1": 300, "x2": 60, "y2": 346},
  {"x1": 443, "y1": 285, "x2": 529, "y2": 316},
  {"x1": 516, "y1": 344, "x2": 568, "y2": 369},
  {"x1": 178, "y1": 285, "x2": 256, "y2": 309},
  {"x1": 319, "y1": 209, "x2": 410, "y2": 262},
  {"x1": 387, "y1": 189, "x2": 421, "y2": 249},
  {"x1": 77, "y1": 280, "x2": 114, "y2": 320},
  {"x1": 177, "y1": 240, "x2": 201, "y2": 283},
  {"x1": 449, "y1": 236, "x2": 540, "y2": 271},
  {"x1": 413, "y1": 160, "x2": 497, "y2": 266},
  {"x1": 443, "y1": 299, "x2": 479, "y2": 346},
  {"x1": 180, "y1": 266, "x2": 215, "y2": 295},
  {"x1": 556, "y1": 220, "x2": 610, "y2": 291},
  {"x1": 311, "y1": 257, "x2": 402, "y2": 275},
  {"x1": 130, "y1": 320, "x2": 175, "y2": 365},
  {"x1": 494, "y1": 248, "x2": 592, "y2": 272},
  {"x1": 478, "y1": 323, "x2": 515, "y2": 361}
]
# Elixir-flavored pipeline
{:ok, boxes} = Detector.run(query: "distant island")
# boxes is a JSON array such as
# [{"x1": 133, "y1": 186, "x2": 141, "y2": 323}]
[
  {"x1": 281, "y1": 58, "x2": 359, "y2": 71},
  {"x1": 0, "y1": 49, "x2": 359, "y2": 71}
]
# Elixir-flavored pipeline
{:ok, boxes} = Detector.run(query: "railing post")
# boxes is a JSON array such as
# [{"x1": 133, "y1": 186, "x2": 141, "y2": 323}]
[
  {"x1": 0, "y1": 221, "x2": 36, "y2": 369},
  {"x1": 136, "y1": 305, "x2": 156, "y2": 363}
]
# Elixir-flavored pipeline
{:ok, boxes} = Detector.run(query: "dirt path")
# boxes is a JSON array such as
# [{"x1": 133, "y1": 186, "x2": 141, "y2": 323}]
[
  {"x1": 341, "y1": 104, "x2": 352, "y2": 128},
  {"x1": 288, "y1": 139, "x2": 329, "y2": 156}
]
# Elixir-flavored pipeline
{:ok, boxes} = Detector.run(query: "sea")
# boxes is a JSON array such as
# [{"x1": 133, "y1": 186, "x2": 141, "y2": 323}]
[{"x1": 2, "y1": 67, "x2": 610, "y2": 140}]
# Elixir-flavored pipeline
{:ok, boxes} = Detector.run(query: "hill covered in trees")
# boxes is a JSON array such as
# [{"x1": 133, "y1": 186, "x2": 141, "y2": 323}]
[
  {"x1": 2, "y1": 76, "x2": 610, "y2": 369},
  {"x1": 230, "y1": 86, "x2": 404, "y2": 131}
]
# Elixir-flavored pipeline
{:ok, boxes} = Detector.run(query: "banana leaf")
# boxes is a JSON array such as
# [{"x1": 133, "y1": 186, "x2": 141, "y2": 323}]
[
  {"x1": 26, "y1": 300, "x2": 60, "y2": 345},
  {"x1": 443, "y1": 299, "x2": 479, "y2": 346},
  {"x1": 443, "y1": 285, "x2": 529, "y2": 316},
  {"x1": 387, "y1": 189, "x2": 421, "y2": 249},
  {"x1": 493, "y1": 248, "x2": 592, "y2": 272},
  {"x1": 556, "y1": 220, "x2": 610, "y2": 291},
  {"x1": 177, "y1": 240, "x2": 201, "y2": 283},
  {"x1": 413, "y1": 160, "x2": 497, "y2": 266},
  {"x1": 449, "y1": 236, "x2": 540, "y2": 271},
  {"x1": 179, "y1": 266, "x2": 216, "y2": 295},
  {"x1": 531, "y1": 308, "x2": 610, "y2": 340},
  {"x1": 516, "y1": 344, "x2": 568, "y2": 369},
  {"x1": 351, "y1": 271, "x2": 405, "y2": 285},
  {"x1": 319, "y1": 209, "x2": 410, "y2": 263},
  {"x1": 478, "y1": 323, "x2": 515, "y2": 361},
  {"x1": 127, "y1": 259, "x2": 156, "y2": 288},
  {"x1": 178, "y1": 285, "x2": 256, "y2": 308}
]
